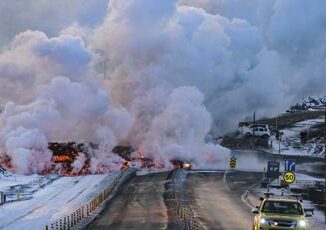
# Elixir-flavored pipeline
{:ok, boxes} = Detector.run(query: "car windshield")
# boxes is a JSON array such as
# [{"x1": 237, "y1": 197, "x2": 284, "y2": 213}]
[{"x1": 262, "y1": 201, "x2": 303, "y2": 215}]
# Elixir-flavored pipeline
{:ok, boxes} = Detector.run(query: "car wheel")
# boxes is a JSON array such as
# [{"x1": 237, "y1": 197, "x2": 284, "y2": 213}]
[{"x1": 245, "y1": 132, "x2": 252, "y2": 137}]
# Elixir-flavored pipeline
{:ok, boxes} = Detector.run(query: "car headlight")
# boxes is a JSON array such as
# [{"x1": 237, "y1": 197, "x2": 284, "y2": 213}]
[
  {"x1": 298, "y1": 220, "x2": 306, "y2": 227},
  {"x1": 260, "y1": 218, "x2": 267, "y2": 224}
]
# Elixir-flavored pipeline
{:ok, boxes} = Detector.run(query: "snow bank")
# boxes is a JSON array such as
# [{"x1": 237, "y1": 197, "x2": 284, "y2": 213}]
[{"x1": 0, "y1": 173, "x2": 120, "y2": 230}]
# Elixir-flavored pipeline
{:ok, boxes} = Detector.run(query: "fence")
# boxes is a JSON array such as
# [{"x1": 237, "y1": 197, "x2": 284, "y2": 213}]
[
  {"x1": 45, "y1": 172, "x2": 124, "y2": 230},
  {"x1": 172, "y1": 170, "x2": 201, "y2": 230}
]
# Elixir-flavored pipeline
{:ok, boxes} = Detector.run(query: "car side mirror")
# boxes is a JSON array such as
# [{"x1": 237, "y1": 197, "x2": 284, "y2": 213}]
[
  {"x1": 252, "y1": 208, "x2": 259, "y2": 214},
  {"x1": 259, "y1": 197, "x2": 264, "y2": 201},
  {"x1": 304, "y1": 208, "x2": 314, "y2": 215},
  {"x1": 305, "y1": 213, "x2": 313, "y2": 217}
]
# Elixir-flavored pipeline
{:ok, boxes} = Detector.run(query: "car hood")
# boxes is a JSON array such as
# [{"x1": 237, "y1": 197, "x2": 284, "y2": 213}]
[{"x1": 261, "y1": 213, "x2": 304, "y2": 221}]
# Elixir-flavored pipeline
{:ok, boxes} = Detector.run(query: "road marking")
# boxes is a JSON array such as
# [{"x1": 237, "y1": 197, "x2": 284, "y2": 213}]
[
  {"x1": 241, "y1": 190, "x2": 254, "y2": 209},
  {"x1": 222, "y1": 169, "x2": 232, "y2": 192},
  {"x1": 241, "y1": 179, "x2": 263, "y2": 209}
]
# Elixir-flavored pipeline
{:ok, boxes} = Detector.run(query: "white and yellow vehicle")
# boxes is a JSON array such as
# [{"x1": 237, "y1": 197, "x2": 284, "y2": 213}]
[{"x1": 252, "y1": 197, "x2": 313, "y2": 230}]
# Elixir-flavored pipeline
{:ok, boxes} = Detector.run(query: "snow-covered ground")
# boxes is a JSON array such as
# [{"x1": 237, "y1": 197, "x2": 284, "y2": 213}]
[
  {"x1": 0, "y1": 172, "x2": 120, "y2": 230},
  {"x1": 288, "y1": 96, "x2": 326, "y2": 112},
  {"x1": 0, "y1": 173, "x2": 59, "y2": 203},
  {"x1": 270, "y1": 117, "x2": 325, "y2": 157},
  {"x1": 0, "y1": 174, "x2": 40, "y2": 191},
  {"x1": 291, "y1": 172, "x2": 324, "y2": 184}
]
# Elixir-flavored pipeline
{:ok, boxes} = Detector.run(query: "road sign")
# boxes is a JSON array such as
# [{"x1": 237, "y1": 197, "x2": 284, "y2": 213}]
[
  {"x1": 229, "y1": 151, "x2": 239, "y2": 169},
  {"x1": 283, "y1": 171, "x2": 296, "y2": 184},
  {"x1": 229, "y1": 157, "x2": 237, "y2": 169},
  {"x1": 0, "y1": 165, "x2": 6, "y2": 174},
  {"x1": 267, "y1": 161, "x2": 280, "y2": 179},
  {"x1": 285, "y1": 159, "x2": 295, "y2": 172}
]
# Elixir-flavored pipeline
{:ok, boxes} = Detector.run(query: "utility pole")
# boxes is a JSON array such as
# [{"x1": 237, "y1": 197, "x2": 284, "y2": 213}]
[
  {"x1": 103, "y1": 59, "x2": 109, "y2": 80},
  {"x1": 275, "y1": 116, "x2": 281, "y2": 154},
  {"x1": 253, "y1": 111, "x2": 256, "y2": 136},
  {"x1": 103, "y1": 59, "x2": 107, "y2": 80},
  {"x1": 278, "y1": 130, "x2": 283, "y2": 155}
]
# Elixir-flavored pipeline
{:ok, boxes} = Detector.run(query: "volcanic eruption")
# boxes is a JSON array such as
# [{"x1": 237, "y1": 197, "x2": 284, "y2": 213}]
[{"x1": 0, "y1": 0, "x2": 325, "y2": 175}]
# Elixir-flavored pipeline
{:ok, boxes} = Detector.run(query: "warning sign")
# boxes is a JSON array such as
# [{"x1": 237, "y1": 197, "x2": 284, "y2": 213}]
[
  {"x1": 283, "y1": 171, "x2": 296, "y2": 184},
  {"x1": 229, "y1": 151, "x2": 239, "y2": 169},
  {"x1": 229, "y1": 157, "x2": 237, "y2": 169}
]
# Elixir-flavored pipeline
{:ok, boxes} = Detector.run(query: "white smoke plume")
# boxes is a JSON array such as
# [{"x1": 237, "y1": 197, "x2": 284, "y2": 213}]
[
  {"x1": 0, "y1": 31, "x2": 133, "y2": 174},
  {"x1": 93, "y1": 0, "x2": 326, "y2": 132},
  {"x1": 0, "y1": 0, "x2": 325, "y2": 174}
]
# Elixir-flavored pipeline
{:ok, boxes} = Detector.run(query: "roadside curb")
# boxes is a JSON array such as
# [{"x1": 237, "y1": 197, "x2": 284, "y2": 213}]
[{"x1": 78, "y1": 168, "x2": 137, "y2": 229}]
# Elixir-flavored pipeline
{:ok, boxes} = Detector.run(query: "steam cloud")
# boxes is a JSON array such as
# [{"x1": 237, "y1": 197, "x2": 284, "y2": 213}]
[{"x1": 0, "y1": 0, "x2": 325, "y2": 174}]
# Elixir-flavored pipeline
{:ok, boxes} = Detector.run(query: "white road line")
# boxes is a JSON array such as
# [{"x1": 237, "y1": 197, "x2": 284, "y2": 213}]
[
  {"x1": 241, "y1": 179, "x2": 263, "y2": 209},
  {"x1": 241, "y1": 190, "x2": 254, "y2": 209}
]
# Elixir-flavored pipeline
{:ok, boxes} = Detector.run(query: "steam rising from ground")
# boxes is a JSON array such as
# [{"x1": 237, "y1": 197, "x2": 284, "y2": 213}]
[
  {"x1": 0, "y1": 0, "x2": 325, "y2": 174},
  {"x1": 0, "y1": 31, "x2": 133, "y2": 173}
]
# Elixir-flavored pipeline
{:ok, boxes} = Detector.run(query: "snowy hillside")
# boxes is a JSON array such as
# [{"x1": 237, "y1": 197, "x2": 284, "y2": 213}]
[
  {"x1": 270, "y1": 117, "x2": 325, "y2": 157},
  {"x1": 288, "y1": 96, "x2": 326, "y2": 112}
]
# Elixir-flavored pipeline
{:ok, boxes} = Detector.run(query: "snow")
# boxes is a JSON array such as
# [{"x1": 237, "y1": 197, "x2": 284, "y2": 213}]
[
  {"x1": 0, "y1": 174, "x2": 39, "y2": 191},
  {"x1": 293, "y1": 172, "x2": 324, "y2": 182},
  {"x1": 0, "y1": 172, "x2": 120, "y2": 230},
  {"x1": 289, "y1": 96, "x2": 326, "y2": 112},
  {"x1": 0, "y1": 173, "x2": 59, "y2": 203},
  {"x1": 270, "y1": 117, "x2": 325, "y2": 157}
]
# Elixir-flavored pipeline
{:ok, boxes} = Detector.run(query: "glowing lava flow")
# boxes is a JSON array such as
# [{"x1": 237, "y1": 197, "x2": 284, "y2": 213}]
[{"x1": 1, "y1": 143, "x2": 192, "y2": 176}]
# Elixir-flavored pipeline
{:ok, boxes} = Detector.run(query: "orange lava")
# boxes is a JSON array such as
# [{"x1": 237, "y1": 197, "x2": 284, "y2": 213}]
[{"x1": 52, "y1": 155, "x2": 73, "y2": 163}]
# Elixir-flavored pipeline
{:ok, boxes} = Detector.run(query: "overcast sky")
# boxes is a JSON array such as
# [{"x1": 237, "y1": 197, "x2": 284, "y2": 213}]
[{"x1": 0, "y1": 0, "x2": 109, "y2": 48}]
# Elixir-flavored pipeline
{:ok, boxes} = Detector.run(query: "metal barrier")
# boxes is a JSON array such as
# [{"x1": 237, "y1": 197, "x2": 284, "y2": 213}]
[
  {"x1": 45, "y1": 173, "x2": 123, "y2": 230},
  {"x1": 172, "y1": 172, "x2": 201, "y2": 230}
]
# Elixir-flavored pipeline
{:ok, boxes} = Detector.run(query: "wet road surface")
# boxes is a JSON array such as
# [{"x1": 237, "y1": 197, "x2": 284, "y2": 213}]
[
  {"x1": 88, "y1": 172, "x2": 169, "y2": 230},
  {"x1": 88, "y1": 170, "x2": 263, "y2": 230}
]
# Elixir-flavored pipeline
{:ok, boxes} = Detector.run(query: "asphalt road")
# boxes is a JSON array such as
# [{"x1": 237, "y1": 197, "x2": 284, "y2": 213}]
[
  {"x1": 88, "y1": 172, "x2": 169, "y2": 230},
  {"x1": 183, "y1": 171, "x2": 262, "y2": 230},
  {"x1": 88, "y1": 170, "x2": 263, "y2": 230}
]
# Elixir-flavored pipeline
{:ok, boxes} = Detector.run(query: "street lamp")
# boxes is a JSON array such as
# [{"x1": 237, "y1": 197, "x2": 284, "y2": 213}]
[
  {"x1": 275, "y1": 115, "x2": 283, "y2": 155},
  {"x1": 278, "y1": 131, "x2": 283, "y2": 155}
]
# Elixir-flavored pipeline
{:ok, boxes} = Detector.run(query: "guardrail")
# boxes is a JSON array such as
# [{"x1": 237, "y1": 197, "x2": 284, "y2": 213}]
[
  {"x1": 172, "y1": 170, "x2": 201, "y2": 230},
  {"x1": 0, "y1": 175, "x2": 59, "y2": 206},
  {"x1": 175, "y1": 205, "x2": 200, "y2": 230},
  {"x1": 45, "y1": 170, "x2": 133, "y2": 230}
]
